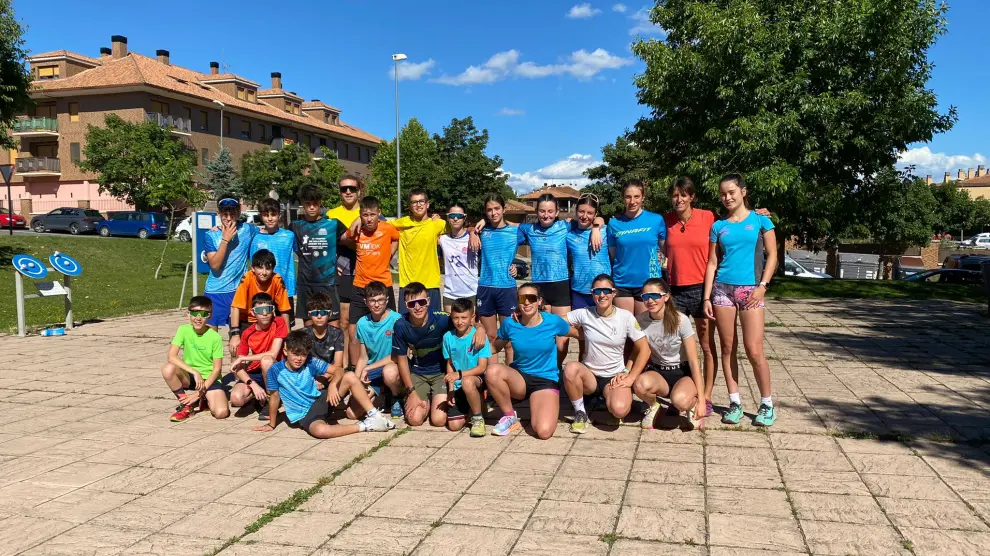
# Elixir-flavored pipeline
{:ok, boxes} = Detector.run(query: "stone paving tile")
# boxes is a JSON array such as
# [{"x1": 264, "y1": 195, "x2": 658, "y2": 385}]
[
  {"x1": 468, "y1": 470, "x2": 553, "y2": 500},
  {"x1": 708, "y1": 513, "x2": 805, "y2": 552},
  {"x1": 299, "y1": 485, "x2": 387, "y2": 515},
  {"x1": 216, "y1": 543, "x2": 312, "y2": 556},
  {"x1": 634, "y1": 441, "x2": 703, "y2": 462},
  {"x1": 776, "y1": 449, "x2": 855, "y2": 472},
  {"x1": 0, "y1": 480, "x2": 76, "y2": 510},
  {"x1": 87, "y1": 467, "x2": 184, "y2": 495},
  {"x1": 900, "y1": 527, "x2": 990, "y2": 556},
  {"x1": 846, "y1": 453, "x2": 938, "y2": 476},
  {"x1": 800, "y1": 520, "x2": 911, "y2": 555},
  {"x1": 364, "y1": 488, "x2": 461, "y2": 522},
  {"x1": 19, "y1": 524, "x2": 149, "y2": 556},
  {"x1": 90, "y1": 494, "x2": 208, "y2": 532},
  {"x1": 242, "y1": 511, "x2": 350, "y2": 547},
  {"x1": 412, "y1": 524, "x2": 520, "y2": 556},
  {"x1": 318, "y1": 516, "x2": 432, "y2": 555},
  {"x1": 609, "y1": 539, "x2": 707, "y2": 555},
  {"x1": 708, "y1": 487, "x2": 793, "y2": 518},
  {"x1": 543, "y1": 476, "x2": 626, "y2": 504},
  {"x1": 861, "y1": 473, "x2": 961, "y2": 500},
  {"x1": 217, "y1": 478, "x2": 311, "y2": 508},
  {"x1": 163, "y1": 503, "x2": 265, "y2": 540},
  {"x1": 506, "y1": 436, "x2": 573, "y2": 455},
  {"x1": 878, "y1": 498, "x2": 989, "y2": 531},
  {"x1": 27, "y1": 488, "x2": 138, "y2": 523},
  {"x1": 569, "y1": 439, "x2": 637, "y2": 459},
  {"x1": 707, "y1": 445, "x2": 776, "y2": 467},
  {"x1": 616, "y1": 507, "x2": 706, "y2": 544},
  {"x1": 526, "y1": 500, "x2": 618, "y2": 536},
  {"x1": 708, "y1": 549, "x2": 805, "y2": 556},
  {"x1": 0, "y1": 515, "x2": 76, "y2": 556},
  {"x1": 558, "y1": 455, "x2": 632, "y2": 480},
  {"x1": 489, "y1": 452, "x2": 564, "y2": 475},
  {"x1": 444, "y1": 495, "x2": 539, "y2": 530},
  {"x1": 790, "y1": 492, "x2": 887, "y2": 524},
  {"x1": 631, "y1": 460, "x2": 704, "y2": 484},
  {"x1": 83, "y1": 444, "x2": 173, "y2": 467},
  {"x1": 118, "y1": 534, "x2": 222, "y2": 556},
  {"x1": 781, "y1": 468, "x2": 871, "y2": 495},
  {"x1": 509, "y1": 530, "x2": 608, "y2": 555},
  {"x1": 706, "y1": 463, "x2": 784, "y2": 490},
  {"x1": 397, "y1": 465, "x2": 484, "y2": 492},
  {"x1": 333, "y1": 463, "x2": 415, "y2": 488},
  {"x1": 623, "y1": 482, "x2": 704, "y2": 511}
]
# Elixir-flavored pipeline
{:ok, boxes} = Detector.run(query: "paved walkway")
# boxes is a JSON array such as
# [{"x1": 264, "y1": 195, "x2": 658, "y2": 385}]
[{"x1": 0, "y1": 299, "x2": 987, "y2": 555}]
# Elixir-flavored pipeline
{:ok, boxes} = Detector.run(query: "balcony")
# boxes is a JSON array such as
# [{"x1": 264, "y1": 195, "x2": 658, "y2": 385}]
[
  {"x1": 12, "y1": 117, "x2": 59, "y2": 137},
  {"x1": 145, "y1": 112, "x2": 192, "y2": 136},
  {"x1": 15, "y1": 157, "x2": 61, "y2": 176},
  {"x1": 269, "y1": 137, "x2": 297, "y2": 152}
]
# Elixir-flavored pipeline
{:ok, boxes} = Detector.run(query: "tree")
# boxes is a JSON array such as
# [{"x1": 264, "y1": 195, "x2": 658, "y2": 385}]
[
  {"x1": 310, "y1": 146, "x2": 347, "y2": 207},
  {"x1": 240, "y1": 142, "x2": 309, "y2": 205},
  {"x1": 433, "y1": 117, "x2": 513, "y2": 216},
  {"x1": 81, "y1": 114, "x2": 198, "y2": 211},
  {"x1": 0, "y1": 0, "x2": 32, "y2": 150},
  {"x1": 583, "y1": 134, "x2": 658, "y2": 217},
  {"x1": 628, "y1": 0, "x2": 957, "y2": 268},
  {"x1": 367, "y1": 118, "x2": 440, "y2": 216},
  {"x1": 931, "y1": 181, "x2": 990, "y2": 240},
  {"x1": 202, "y1": 147, "x2": 242, "y2": 200}
]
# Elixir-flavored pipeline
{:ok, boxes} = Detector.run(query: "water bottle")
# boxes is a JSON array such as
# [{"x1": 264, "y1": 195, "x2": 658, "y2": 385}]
[{"x1": 41, "y1": 327, "x2": 65, "y2": 337}]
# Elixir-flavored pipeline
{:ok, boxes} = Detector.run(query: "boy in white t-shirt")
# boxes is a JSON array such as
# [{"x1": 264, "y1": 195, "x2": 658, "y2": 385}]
[
  {"x1": 439, "y1": 203, "x2": 479, "y2": 311},
  {"x1": 561, "y1": 274, "x2": 650, "y2": 434}
]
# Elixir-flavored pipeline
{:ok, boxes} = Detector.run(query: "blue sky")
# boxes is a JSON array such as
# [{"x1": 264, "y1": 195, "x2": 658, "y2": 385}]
[{"x1": 12, "y1": 0, "x2": 989, "y2": 192}]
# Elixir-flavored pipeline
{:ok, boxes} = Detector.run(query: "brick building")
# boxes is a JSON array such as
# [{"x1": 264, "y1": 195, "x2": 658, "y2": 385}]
[
  {"x1": 924, "y1": 166, "x2": 990, "y2": 200},
  {"x1": 518, "y1": 184, "x2": 582, "y2": 216},
  {"x1": 1, "y1": 35, "x2": 381, "y2": 216}
]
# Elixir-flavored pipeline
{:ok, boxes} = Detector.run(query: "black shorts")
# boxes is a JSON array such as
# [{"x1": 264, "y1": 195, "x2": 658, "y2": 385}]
[
  {"x1": 350, "y1": 286, "x2": 396, "y2": 321},
  {"x1": 296, "y1": 283, "x2": 340, "y2": 322},
  {"x1": 615, "y1": 286, "x2": 643, "y2": 299},
  {"x1": 535, "y1": 280, "x2": 570, "y2": 307},
  {"x1": 649, "y1": 362, "x2": 692, "y2": 390},
  {"x1": 671, "y1": 284, "x2": 705, "y2": 319},
  {"x1": 295, "y1": 389, "x2": 330, "y2": 432},
  {"x1": 337, "y1": 274, "x2": 355, "y2": 304},
  {"x1": 446, "y1": 378, "x2": 486, "y2": 420},
  {"x1": 583, "y1": 375, "x2": 614, "y2": 403},
  {"x1": 182, "y1": 370, "x2": 224, "y2": 392},
  {"x1": 515, "y1": 372, "x2": 560, "y2": 400}
]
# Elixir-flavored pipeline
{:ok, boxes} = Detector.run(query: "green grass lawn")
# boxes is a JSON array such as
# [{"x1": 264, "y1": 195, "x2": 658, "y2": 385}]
[
  {"x1": 0, "y1": 235, "x2": 195, "y2": 332},
  {"x1": 770, "y1": 276, "x2": 988, "y2": 304}
]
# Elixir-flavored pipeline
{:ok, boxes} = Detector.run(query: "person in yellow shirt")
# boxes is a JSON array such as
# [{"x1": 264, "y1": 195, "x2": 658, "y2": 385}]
[
  {"x1": 326, "y1": 175, "x2": 363, "y2": 368},
  {"x1": 390, "y1": 188, "x2": 448, "y2": 314}
]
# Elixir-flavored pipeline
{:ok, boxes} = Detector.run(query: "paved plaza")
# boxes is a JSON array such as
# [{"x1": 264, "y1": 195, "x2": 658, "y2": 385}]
[{"x1": 0, "y1": 299, "x2": 988, "y2": 555}]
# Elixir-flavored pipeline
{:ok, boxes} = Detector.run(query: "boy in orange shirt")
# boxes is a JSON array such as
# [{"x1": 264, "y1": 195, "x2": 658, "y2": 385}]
[
  {"x1": 346, "y1": 196, "x2": 399, "y2": 342},
  {"x1": 230, "y1": 249, "x2": 291, "y2": 356}
]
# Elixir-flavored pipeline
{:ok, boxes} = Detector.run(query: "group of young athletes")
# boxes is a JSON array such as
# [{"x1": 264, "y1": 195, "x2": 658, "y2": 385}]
[{"x1": 162, "y1": 171, "x2": 779, "y2": 441}]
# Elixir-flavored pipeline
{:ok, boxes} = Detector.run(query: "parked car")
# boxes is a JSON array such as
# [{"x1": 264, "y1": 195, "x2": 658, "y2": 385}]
[
  {"x1": 902, "y1": 269, "x2": 984, "y2": 286},
  {"x1": 0, "y1": 212, "x2": 26, "y2": 228},
  {"x1": 30, "y1": 207, "x2": 103, "y2": 235},
  {"x1": 174, "y1": 216, "x2": 193, "y2": 242},
  {"x1": 98, "y1": 211, "x2": 170, "y2": 239},
  {"x1": 942, "y1": 254, "x2": 990, "y2": 271},
  {"x1": 958, "y1": 232, "x2": 990, "y2": 248},
  {"x1": 784, "y1": 255, "x2": 831, "y2": 278}
]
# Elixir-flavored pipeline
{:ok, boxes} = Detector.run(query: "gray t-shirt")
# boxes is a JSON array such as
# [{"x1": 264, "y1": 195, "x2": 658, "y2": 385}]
[
  {"x1": 306, "y1": 326, "x2": 344, "y2": 365},
  {"x1": 635, "y1": 311, "x2": 695, "y2": 366}
]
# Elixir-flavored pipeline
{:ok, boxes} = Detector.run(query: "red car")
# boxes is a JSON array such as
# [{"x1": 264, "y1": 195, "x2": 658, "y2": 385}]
[{"x1": 0, "y1": 212, "x2": 26, "y2": 228}]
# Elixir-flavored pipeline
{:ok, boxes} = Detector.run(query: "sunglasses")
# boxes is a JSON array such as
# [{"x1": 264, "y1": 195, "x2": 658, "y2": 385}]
[
  {"x1": 517, "y1": 293, "x2": 539, "y2": 305},
  {"x1": 308, "y1": 309, "x2": 330, "y2": 317},
  {"x1": 405, "y1": 298, "x2": 429, "y2": 309},
  {"x1": 640, "y1": 292, "x2": 668, "y2": 301},
  {"x1": 447, "y1": 213, "x2": 466, "y2": 220},
  {"x1": 339, "y1": 186, "x2": 359, "y2": 193},
  {"x1": 189, "y1": 310, "x2": 212, "y2": 318},
  {"x1": 252, "y1": 305, "x2": 275, "y2": 315},
  {"x1": 218, "y1": 198, "x2": 239, "y2": 209},
  {"x1": 592, "y1": 287, "x2": 615, "y2": 296}
]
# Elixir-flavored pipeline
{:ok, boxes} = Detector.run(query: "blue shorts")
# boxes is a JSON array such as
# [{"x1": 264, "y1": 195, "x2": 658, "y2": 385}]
[
  {"x1": 398, "y1": 287, "x2": 442, "y2": 315},
  {"x1": 570, "y1": 290, "x2": 595, "y2": 311},
  {"x1": 477, "y1": 285, "x2": 517, "y2": 317},
  {"x1": 205, "y1": 291, "x2": 235, "y2": 328}
]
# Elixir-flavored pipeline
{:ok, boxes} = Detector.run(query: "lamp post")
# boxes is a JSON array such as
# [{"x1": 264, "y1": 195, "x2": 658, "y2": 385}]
[
  {"x1": 0, "y1": 164, "x2": 13, "y2": 236},
  {"x1": 392, "y1": 53, "x2": 407, "y2": 218},
  {"x1": 213, "y1": 99, "x2": 225, "y2": 150}
]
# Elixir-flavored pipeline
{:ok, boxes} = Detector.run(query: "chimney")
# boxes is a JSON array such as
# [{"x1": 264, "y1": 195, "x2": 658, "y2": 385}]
[
  {"x1": 944, "y1": 172, "x2": 951, "y2": 184},
  {"x1": 110, "y1": 35, "x2": 127, "y2": 59},
  {"x1": 99, "y1": 47, "x2": 112, "y2": 59},
  {"x1": 271, "y1": 72, "x2": 282, "y2": 89},
  {"x1": 978, "y1": 165, "x2": 986, "y2": 177},
  {"x1": 209, "y1": 61, "x2": 219, "y2": 75},
  {"x1": 957, "y1": 169, "x2": 965, "y2": 180},
  {"x1": 156, "y1": 49, "x2": 170, "y2": 65},
  {"x1": 967, "y1": 168, "x2": 974, "y2": 180},
  {"x1": 925, "y1": 175, "x2": 932, "y2": 185}
]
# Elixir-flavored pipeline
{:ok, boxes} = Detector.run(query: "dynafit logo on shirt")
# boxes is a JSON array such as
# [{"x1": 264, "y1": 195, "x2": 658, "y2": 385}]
[{"x1": 614, "y1": 227, "x2": 652, "y2": 237}]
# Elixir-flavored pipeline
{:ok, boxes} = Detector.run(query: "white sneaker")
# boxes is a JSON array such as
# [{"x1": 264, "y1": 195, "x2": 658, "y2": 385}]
[
  {"x1": 363, "y1": 411, "x2": 395, "y2": 432},
  {"x1": 641, "y1": 402, "x2": 661, "y2": 430}
]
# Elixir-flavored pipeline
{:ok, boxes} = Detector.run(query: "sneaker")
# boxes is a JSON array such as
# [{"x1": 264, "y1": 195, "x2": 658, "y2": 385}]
[
  {"x1": 686, "y1": 408, "x2": 705, "y2": 430},
  {"x1": 170, "y1": 402, "x2": 195, "y2": 422},
  {"x1": 363, "y1": 411, "x2": 396, "y2": 432},
  {"x1": 492, "y1": 415, "x2": 521, "y2": 436},
  {"x1": 256, "y1": 402, "x2": 270, "y2": 421},
  {"x1": 722, "y1": 402, "x2": 744, "y2": 424},
  {"x1": 470, "y1": 416, "x2": 486, "y2": 437},
  {"x1": 391, "y1": 399, "x2": 404, "y2": 420},
  {"x1": 753, "y1": 404, "x2": 776, "y2": 427},
  {"x1": 705, "y1": 399, "x2": 714, "y2": 417},
  {"x1": 641, "y1": 402, "x2": 662, "y2": 430},
  {"x1": 570, "y1": 411, "x2": 589, "y2": 434}
]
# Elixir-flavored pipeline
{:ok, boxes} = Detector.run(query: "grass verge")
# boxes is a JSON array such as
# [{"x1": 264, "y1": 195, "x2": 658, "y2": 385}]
[{"x1": 770, "y1": 276, "x2": 986, "y2": 304}]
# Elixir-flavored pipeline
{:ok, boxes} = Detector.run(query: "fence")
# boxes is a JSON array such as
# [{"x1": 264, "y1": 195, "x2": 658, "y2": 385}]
[{"x1": 89, "y1": 199, "x2": 133, "y2": 213}]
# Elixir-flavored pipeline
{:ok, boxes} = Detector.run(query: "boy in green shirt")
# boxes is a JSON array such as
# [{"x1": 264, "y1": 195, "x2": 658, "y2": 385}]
[{"x1": 162, "y1": 296, "x2": 229, "y2": 422}]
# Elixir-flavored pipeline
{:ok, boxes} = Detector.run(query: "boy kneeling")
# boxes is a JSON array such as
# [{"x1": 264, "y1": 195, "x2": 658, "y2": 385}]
[
  {"x1": 254, "y1": 330, "x2": 393, "y2": 438},
  {"x1": 229, "y1": 292, "x2": 288, "y2": 419},
  {"x1": 442, "y1": 298, "x2": 490, "y2": 436},
  {"x1": 163, "y1": 296, "x2": 228, "y2": 422}
]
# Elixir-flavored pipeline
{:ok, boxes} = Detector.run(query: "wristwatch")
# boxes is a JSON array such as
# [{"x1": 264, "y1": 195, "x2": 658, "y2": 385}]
[
  {"x1": 400, "y1": 386, "x2": 415, "y2": 398},
  {"x1": 229, "y1": 327, "x2": 241, "y2": 337},
  {"x1": 457, "y1": 370, "x2": 463, "y2": 380},
  {"x1": 245, "y1": 379, "x2": 254, "y2": 386},
  {"x1": 758, "y1": 281, "x2": 768, "y2": 288}
]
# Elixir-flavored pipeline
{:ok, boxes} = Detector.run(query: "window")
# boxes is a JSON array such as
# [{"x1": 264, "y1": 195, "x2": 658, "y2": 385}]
[
  {"x1": 201, "y1": 148, "x2": 209, "y2": 166},
  {"x1": 67, "y1": 102, "x2": 79, "y2": 122},
  {"x1": 37, "y1": 143, "x2": 57, "y2": 157},
  {"x1": 37, "y1": 65, "x2": 59, "y2": 79},
  {"x1": 332, "y1": 140, "x2": 338, "y2": 154},
  {"x1": 257, "y1": 123, "x2": 265, "y2": 141},
  {"x1": 284, "y1": 103, "x2": 292, "y2": 113},
  {"x1": 294, "y1": 103, "x2": 301, "y2": 115},
  {"x1": 181, "y1": 107, "x2": 191, "y2": 121},
  {"x1": 199, "y1": 111, "x2": 208, "y2": 130},
  {"x1": 303, "y1": 134, "x2": 311, "y2": 148},
  {"x1": 70, "y1": 143, "x2": 80, "y2": 164},
  {"x1": 151, "y1": 100, "x2": 168, "y2": 115},
  {"x1": 222, "y1": 116, "x2": 230, "y2": 135},
  {"x1": 241, "y1": 120, "x2": 250, "y2": 139},
  {"x1": 236, "y1": 87, "x2": 246, "y2": 100},
  {"x1": 364, "y1": 148, "x2": 370, "y2": 162},
  {"x1": 36, "y1": 104, "x2": 56, "y2": 119},
  {"x1": 344, "y1": 143, "x2": 349, "y2": 159},
  {"x1": 293, "y1": 131, "x2": 299, "y2": 143},
  {"x1": 247, "y1": 89, "x2": 256, "y2": 102}
]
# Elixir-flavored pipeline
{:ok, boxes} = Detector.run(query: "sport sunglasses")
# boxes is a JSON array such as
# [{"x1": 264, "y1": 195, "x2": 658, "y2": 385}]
[
  {"x1": 640, "y1": 292, "x2": 668, "y2": 302},
  {"x1": 405, "y1": 298, "x2": 429, "y2": 309},
  {"x1": 592, "y1": 287, "x2": 615, "y2": 296},
  {"x1": 447, "y1": 213, "x2": 466, "y2": 220},
  {"x1": 218, "y1": 198, "x2": 239, "y2": 209},
  {"x1": 517, "y1": 293, "x2": 539, "y2": 305},
  {"x1": 308, "y1": 309, "x2": 330, "y2": 317},
  {"x1": 189, "y1": 310, "x2": 212, "y2": 318},
  {"x1": 252, "y1": 305, "x2": 276, "y2": 315}
]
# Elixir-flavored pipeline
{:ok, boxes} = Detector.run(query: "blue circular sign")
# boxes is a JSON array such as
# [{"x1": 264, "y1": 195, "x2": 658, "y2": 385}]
[
  {"x1": 49, "y1": 251, "x2": 82, "y2": 276},
  {"x1": 12, "y1": 254, "x2": 48, "y2": 279}
]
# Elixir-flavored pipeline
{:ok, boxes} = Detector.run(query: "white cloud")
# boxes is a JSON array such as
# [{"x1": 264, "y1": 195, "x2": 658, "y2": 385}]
[
  {"x1": 612, "y1": 3, "x2": 628, "y2": 12},
  {"x1": 434, "y1": 48, "x2": 631, "y2": 85},
  {"x1": 432, "y1": 50, "x2": 520, "y2": 85},
  {"x1": 504, "y1": 153, "x2": 601, "y2": 194},
  {"x1": 567, "y1": 3, "x2": 602, "y2": 18},
  {"x1": 390, "y1": 59, "x2": 435, "y2": 81},
  {"x1": 498, "y1": 107, "x2": 525, "y2": 116},
  {"x1": 897, "y1": 147, "x2": 989, "y2": 179},
  {"x1": 629, "y1": 6, "x2": 665, "y2": 36}
]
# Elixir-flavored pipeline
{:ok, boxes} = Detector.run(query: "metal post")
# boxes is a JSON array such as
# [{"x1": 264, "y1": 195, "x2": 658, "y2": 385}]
[
  {"x1": 394, "y1": 61, "x2": 401, "y2": 218},
  {"x1": 219, "y1": 105, "x2": 224, "y2": 150},
  {"x1": 0, "y1": 164, "x2": 13, "y2": 236},
  {"x1": 15, "y1": 272, "x2": 26, "y2": 337},
  {"x1": 179, "y1": 261, "x2": 193, "y2": 309},
  {"x1": 191, "y1": 216, "x2": 199, "y2": 297},
  {"x1": 64, "y1": 274, "x2": 73, "y2": 330}
]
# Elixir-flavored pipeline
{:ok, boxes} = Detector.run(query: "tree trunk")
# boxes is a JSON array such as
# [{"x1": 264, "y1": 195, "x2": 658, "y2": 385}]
[
  {"x1": 154, "y1": 207, "x2": 177, "y2": 279},
  {"x1": 825, "y1": 245, "x2": 840, "y2": 278},
  {"x1": 775, "y1": 233, "x2": 787, "y2": 277}
]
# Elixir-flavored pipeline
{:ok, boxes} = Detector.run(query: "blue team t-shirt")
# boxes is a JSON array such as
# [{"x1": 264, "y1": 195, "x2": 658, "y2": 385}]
[
  {"x1": 478, "y1": 224, "x2": 519, "y2": 289},
  {"x1": 567, "y1": 223, "x2": 612, "y2": 294},
  {"x1": 443, "y1": 328, "x2": 492, "y2": 373},
  {"x1": 356, "y1": 310, "x2": 402, "y2": 363},
  {"x1": 392, "y1": 311, "x2": 454, "y2": 375},
  {"x1": 267, "y1": 356, "x2": 328, "y2": 424},
  {"x1": 606, "y1": 210, "x2": 665, "y2": 289},
  {"x1": 710, "y1": 211, "x2": 775, "y2": 286},
  {"x1": 251, "y1": 228, "x2": 297, "y2": 297},
  {"x1": 497, "y1": 312, "x2": 571, "y2": 382},
  {"x1": 517, "y1": 220, "x2": 569, "y2": 283},
  {"x1": 205, "y1": 223, "x2": 259, "y2": 294}
]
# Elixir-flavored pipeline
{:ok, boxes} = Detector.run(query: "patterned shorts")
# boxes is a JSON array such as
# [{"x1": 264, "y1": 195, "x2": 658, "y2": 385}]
[{"x1": 711, "y1": 282, "x2": 764, "y2": 310}]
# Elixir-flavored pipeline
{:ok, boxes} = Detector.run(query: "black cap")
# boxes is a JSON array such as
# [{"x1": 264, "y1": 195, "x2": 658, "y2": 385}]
[
  {"x1": 210, "y1": 61, "x2": 219, "y2": 68},
  {"x1": 271, "y1": 72, "x2": 281, "y2": 78},
  {"x1": 100, "y1": 47, "x2": 112, "y2": 55},
  {"x1": 111, "y1": 35, "x2": 127, "y2": 44},
  {"x1": 156, "y1": 49, "x2": 169, "y2": 57}
]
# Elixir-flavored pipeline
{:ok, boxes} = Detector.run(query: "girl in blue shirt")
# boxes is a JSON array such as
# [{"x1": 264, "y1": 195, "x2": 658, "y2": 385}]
[
  {"x1": 607, "y1": 179, "x2": 666, "y2": 314},
  {"x1": 468, "y1": 194, "x2": 521, "y2": 364},
  {"x1": 702, "y1": 173, "x2": 778, "y2": 428},
  {"x1": 486, "y1": 282, "x2": 577, "y2": 439}
]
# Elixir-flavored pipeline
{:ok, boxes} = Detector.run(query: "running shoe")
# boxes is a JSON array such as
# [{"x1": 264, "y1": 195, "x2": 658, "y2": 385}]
[
  {"x1": 641, "y1": 402, "x2": 662, "y2": 430},
  {"x1": 753, "y1": 404, "x2": 776, "y2": 427},
  {"x1": 722, "y1": 402, "x2": 744, "y2": 424},
  {"x1": 170, "y1": 402, "x2": 195, "y2": 422},
  {"x1": 570, "y1": 411, "x2": 589, "y2": 434},
  {"x1": 705, "y1": 399, "x2": 715, "y2": 417},
  {"x1": 470, "y1": 416, "x2": 486, "y2": 437},
  {"x1": 391, "y1": 399, "x2": 404, "y2": 420},
  {"x1": 492, "y1": 415, "x2": 521, "y2": 436},
  {"x1": 256, "y1": 401, "x2": 270, "y2": 421},
  {"x1": 686, "y1": 407, "x2": 705, "y2": 430},
  {"x1": 363, "y1": 410, "x2": 395, "y2": 432}
]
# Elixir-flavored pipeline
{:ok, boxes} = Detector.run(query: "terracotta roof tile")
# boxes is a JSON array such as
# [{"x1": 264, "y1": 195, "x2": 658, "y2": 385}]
[
  {"x1": 29, "y1": 50, "x2": 101, "y2": 65},
  {"x1": 302, "y1": 100, "x2": 341, "y2": 112},
  {"x1": 258, "y1": 88, "x2": 303, "y2": 101},
  {"x1": 519, "y1": 185, "x2": 582, "y2": 200},
  {"x1": 200, "y1": 74, "x2": 261, "y2": 87},
  {"x1": 504, "y1": 199, "x2": 535, "y2": 213},
  {"x1": 960, "y1": 174, "x2": 990, "y2": 186}
]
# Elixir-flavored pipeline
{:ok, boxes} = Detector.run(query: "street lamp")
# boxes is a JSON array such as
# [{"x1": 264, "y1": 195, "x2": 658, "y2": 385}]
[
  {"x1": 213, "y1": 99, "x2": 225, "y2": 150},
  {"x1": 0, "y1": 164, "x2": 13, "y2": 236},
  {"x1": 392, "y1": 53, "x2": 407, "y2": 218}
]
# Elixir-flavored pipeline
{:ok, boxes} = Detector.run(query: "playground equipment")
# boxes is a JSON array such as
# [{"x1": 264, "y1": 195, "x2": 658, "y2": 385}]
[{"x1": 12, "y1": 251, "x2": 82, "y2": 337}]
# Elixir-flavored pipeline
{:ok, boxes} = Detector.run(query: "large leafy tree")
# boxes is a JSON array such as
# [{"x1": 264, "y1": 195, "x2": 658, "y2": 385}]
[
  {"x1": 0, "y1": 0, "x2": 32, "y2": 150},
  {"x1": 931, "y1": 181, "x2": 990, "y2": 240},
  {"x1": 629, "y1": 0, "x2": 957, "y2": 265},
  {"x1": 367, "y1": 118, "x2": 440, "y2": 216},
  {"x1": 583, "y1": 134, "x2": 660, "y2": 217},
  {"x1": 81, "y1": 114, "x2": 198, "y2": 211},
  {"x1": 433, "y1": 117, "x2": 513, "y2": 216},
  {"x1": 240, "y1": 143, "x2": 343, "y2": 206}
]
